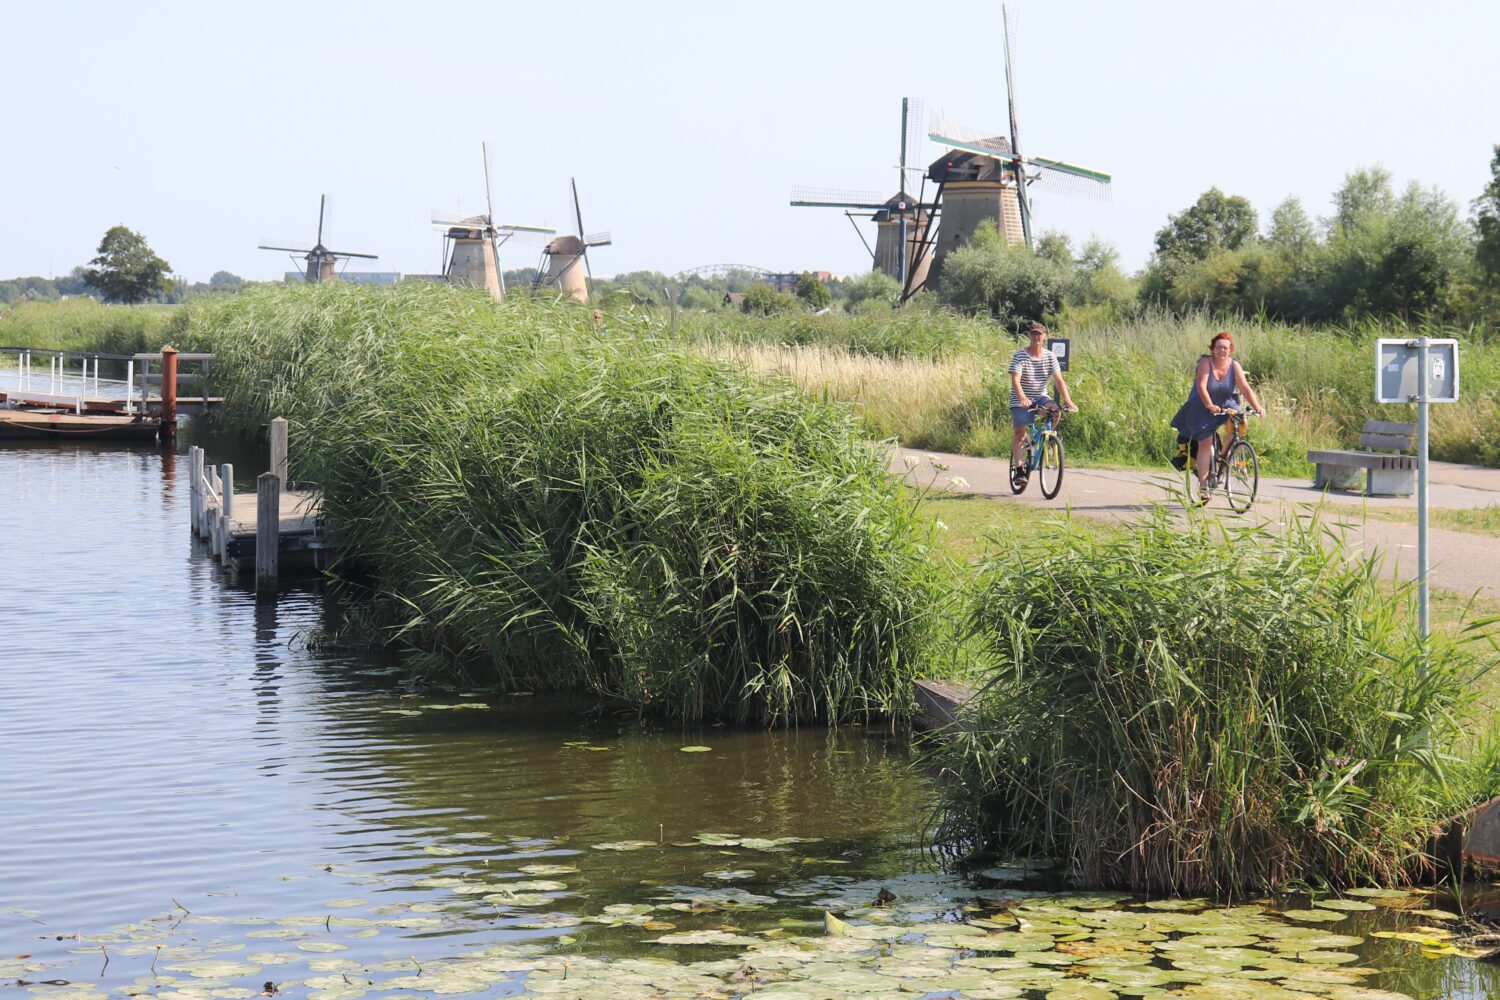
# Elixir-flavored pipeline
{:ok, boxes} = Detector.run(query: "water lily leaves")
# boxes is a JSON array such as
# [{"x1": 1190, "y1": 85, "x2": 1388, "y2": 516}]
[
  {"x1": 1404, "y1": 907, "x2": 1463, "y2": 921},
  {"x1": 1046, "y1": 984, "x2": 1119, "y2": 1000},
  {"x1": 679, "y1": 746, "x2": 712, "y2": 753},
  {"x1": 592, "y1": 840, "x2": 657, "y2": 851},
  {"x1": 1313, "y1": 898, "x2": 1378, "y2": 912},
  {"x1": 166, "y1": 960, "x2": 263, "y2": 979},
  {"x1": 518, "y1": 864, "x2": 579, "y2": 876},
  {"x1": 823, "y1": 911, "x2": 850, "y2": 936},
  {"x1": 1278, "y1": 909, "x2": 1348, "y2": 923},
  {"x1": 647, "y1": 930, "x2": 760, "y2": 946},
  {"x1": 704, "y1": 869, "x2": 756, "y2": 881},
  {"x1": 506, "y1": 880, "x2": 569, "y2": 892},
  {"x1": 295, "y1": 942, "x2": 347, "y2": 953},
  {"x1": 1295, "y1": 949, "x2": 1361, "y2": 965}
]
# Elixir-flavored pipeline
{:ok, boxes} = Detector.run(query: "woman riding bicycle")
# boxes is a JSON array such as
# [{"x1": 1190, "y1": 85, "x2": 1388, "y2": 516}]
[
  {"x1": 1170, "y1": 331, "x2": 1265, "y2": 503},
  {"x1": 1009, "y1": 321, "x2": 1077, "y2": 490}
]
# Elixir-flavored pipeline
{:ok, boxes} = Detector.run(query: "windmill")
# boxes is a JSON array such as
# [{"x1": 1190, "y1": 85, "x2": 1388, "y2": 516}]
[
  {"x1": 921, "y1": 4, "x2": 1111, "y2": 287},
  {"x1": 534, "y1": 178, "x2": 610, "y2": 303},
  {"x1": 258, "y1": 195, "x2": 378, "y2": 282},
  {"x1": 790, "y1": 97, "x2": 938, "y2": 300},
  {"x1": 432, "y1": 142, "x2": 554, "y2": 300}
]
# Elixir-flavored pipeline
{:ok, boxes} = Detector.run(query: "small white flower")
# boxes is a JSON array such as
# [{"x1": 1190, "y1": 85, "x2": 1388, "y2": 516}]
[
  {"x1": 934, "y1": 519, "x2": 949, "y2": 531},
  {"x1": 947, "y1": 476, "x2": 969, "y2": 488},
  {"x1": 902, "y1": 455, "x2": 920, "y2": 468}
]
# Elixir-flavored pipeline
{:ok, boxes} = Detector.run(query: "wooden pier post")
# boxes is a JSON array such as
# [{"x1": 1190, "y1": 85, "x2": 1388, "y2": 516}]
[
  {"x1": 189, "y1": 446, "x2": 204, "y2": 537},
  {"x1": 219, "y1": 463, "x2": 234, "y2": 562},
  {"x1": 256, "y1": 472, "x2": 280, "y2": 596},
  {"x1": 160, "y1": 347, "x2": 178, "y2": 441},
  {"x1": 269, "y1": 417, "x2": 288, "y2": 486}
]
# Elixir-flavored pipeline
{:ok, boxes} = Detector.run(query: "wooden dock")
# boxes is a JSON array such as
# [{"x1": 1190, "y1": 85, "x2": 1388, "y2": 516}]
[{"x1": 189, "y1": 422, "x2": 332, "y2": 587}]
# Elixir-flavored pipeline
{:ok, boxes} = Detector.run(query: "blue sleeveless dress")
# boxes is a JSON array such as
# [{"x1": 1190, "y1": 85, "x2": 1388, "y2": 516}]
[{"x1": 1171, "y1": 359, "x2": 1241, "y2": 440}]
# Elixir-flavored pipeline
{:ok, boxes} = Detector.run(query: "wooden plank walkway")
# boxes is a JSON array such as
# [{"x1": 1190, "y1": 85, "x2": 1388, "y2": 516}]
[{"x1": 189, "y1": 443, "x2": 330, "y2": 577}]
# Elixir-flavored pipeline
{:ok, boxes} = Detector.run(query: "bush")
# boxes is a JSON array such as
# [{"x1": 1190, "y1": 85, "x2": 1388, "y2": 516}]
[
  {"x1": 194, "y1": 283, "x2": 939, "y2": 725},
  {"x1": 939, "y1": 221, "x2": 1069, "y2": 330},
  {"x1": 934, "y1": 505, "x2": 1499, "y2": 894},
  {"x1": 741, "y1": 282, "x2": 800, "y2": 316}
]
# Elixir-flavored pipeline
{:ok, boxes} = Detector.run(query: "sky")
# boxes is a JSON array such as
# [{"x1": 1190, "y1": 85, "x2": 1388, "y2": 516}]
[{"x1": 2, "y1": 0, "x2": 1497, "y2": 284}]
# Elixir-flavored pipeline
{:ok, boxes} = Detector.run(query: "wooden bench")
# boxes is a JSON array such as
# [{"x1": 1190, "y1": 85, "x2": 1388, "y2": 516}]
[{"x1": 1307, "y1": 420, "x2": 1416, "y2": 496}]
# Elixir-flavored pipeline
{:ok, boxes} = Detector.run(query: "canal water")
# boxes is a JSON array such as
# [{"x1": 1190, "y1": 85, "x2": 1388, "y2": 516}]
[{"x1": 4, "y1": 431, "x2": 1499, "y2": 999}]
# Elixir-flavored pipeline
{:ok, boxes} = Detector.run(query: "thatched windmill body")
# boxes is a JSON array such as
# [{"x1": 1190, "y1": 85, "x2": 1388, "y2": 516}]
[
  {"x1": 919, "y1": 5, "x2": 1111, "y2": 289},
  {"x1": 258, "y1": 195, "x2": 378, "y2": 281},
  {"x1": 790, "y1": 97, "x2": 937, "y2": 300},
  {"x1": 534, "y1": 179, "x2": 610, "y2": 303},
  {"x1": 432, "y1": 143, "x2": 554, "y2": 300}
]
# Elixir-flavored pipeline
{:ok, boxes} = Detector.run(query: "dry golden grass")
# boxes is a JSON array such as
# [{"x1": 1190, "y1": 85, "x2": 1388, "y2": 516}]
[{"x1": 700, "y1": 340, "x2": 983, "y2": 443}]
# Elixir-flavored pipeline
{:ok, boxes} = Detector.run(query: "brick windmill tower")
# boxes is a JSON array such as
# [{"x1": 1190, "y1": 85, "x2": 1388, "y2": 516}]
[
  {"x1": 258, "y1": 195, "x2": 379, "y2": 281},
  {"x1": 534, "y1": 178, "x2": 611, "y2": 303},
  {"x1": 790, "y1": 97, "x2": 937, "y2": 303},
  {"x1": 918, "y1": 5, "x2": 1112, "y2": 290},
  {"x1": 432, "y1": 143, "x2": 554, "y2": 299}
]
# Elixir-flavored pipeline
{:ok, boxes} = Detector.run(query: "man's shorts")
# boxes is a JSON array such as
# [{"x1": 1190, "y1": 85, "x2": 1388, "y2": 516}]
[{"x1": 1010, "y1": 395, "x2": 1055, "y2": 427}]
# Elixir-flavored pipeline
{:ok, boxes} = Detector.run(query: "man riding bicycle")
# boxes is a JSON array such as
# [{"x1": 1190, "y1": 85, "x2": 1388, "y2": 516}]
[{"x1": 1009, "y1": 321, "x2": 1077, "y2": 490}]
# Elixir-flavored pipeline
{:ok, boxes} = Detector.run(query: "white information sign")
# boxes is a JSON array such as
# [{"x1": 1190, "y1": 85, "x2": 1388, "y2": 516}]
[{"x1": 1375, "y1": 338, "x2": 1459, "y2": 403}]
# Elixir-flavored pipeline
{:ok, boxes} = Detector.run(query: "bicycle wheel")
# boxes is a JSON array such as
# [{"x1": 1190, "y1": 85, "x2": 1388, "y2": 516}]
[
  {"x1": 1224, "y1": 440, "x2": 1259, "y2": 512},
  {"x1": 1039, "y1": 432, "x2": 1064, "y2": 499},
  {"x1": 1009, "y1": 447, "x2": 1030, "y2": 494}
]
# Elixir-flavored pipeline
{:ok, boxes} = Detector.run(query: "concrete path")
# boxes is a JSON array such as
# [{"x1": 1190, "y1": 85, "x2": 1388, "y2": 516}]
[{"x1": 895, "y1": 448, "x2": 1500, "y2": 601}]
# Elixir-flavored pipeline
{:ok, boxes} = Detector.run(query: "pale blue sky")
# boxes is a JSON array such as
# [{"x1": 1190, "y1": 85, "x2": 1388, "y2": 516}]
[{"x1": 3, "y1": 0, "x2": 1496, "y2": 283}]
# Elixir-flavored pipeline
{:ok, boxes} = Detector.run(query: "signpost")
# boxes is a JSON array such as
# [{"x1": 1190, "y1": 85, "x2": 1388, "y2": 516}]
[
  {"x1": 1376, "y1": 337, "x2": 1459, "y2": 640},
  {"x1": 1047, "y1": 338, "x2": 1070, "y2": 372}
]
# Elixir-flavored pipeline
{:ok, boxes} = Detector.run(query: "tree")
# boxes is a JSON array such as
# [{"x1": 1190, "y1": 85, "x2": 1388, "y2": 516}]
[
  {"x1": 741, "y1": 282, "x2": 798, "y2": 315},
  {"x1": 82, "y1": 226, "x2": 171, "y2": 304},
  {"x1": 939, "y1": 220, "x2": 1069, "y2": 330},
  {"x1": 209, "y1": 270, "x2": 244, "y2": 289},
  {"x1": 843, "y1": 269, "x2": 901, "y2": 311},
  {"x1": 795, "y1": 272, "x2": 832, "y2": 309},
  {"x1": 1266, "y1": 197, "x2": 1317, "y2": 257},
  {"x1": 1328, "y1": 166, "x2": 1395, "y2": 237},
  {"x1": 1153, "y1": 188, "x2": 1258, "y2": 262},
  {"x1": 1036, "y1": 231, "x2": 1074, "y2": 267},
  {"x1": 1474, "y1": 145, "x2": 1500, "y2": 285}
]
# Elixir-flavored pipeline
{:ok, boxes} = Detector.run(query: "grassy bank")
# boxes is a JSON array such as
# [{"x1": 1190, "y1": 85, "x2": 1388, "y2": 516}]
[
  {"x1": 0, "y1": 297, "x2": 184, "y2": 354},
  {"x1": 930, "y1": 502, "x2": 1500, "y2": 895},
  {"x1": 667, "y1": 307, "x2": 1500, "y2": 475},
  {"x1": 192, "y1": 283, "x2": 939, "y2": 725}
]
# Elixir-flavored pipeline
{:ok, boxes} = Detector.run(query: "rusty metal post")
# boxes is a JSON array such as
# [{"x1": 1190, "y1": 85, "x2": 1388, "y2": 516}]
[
  {"x1": 160, "y1": 346, "x2": 179, "y2": 441},
  {"x1": 256, "y1": 472, "x2": 280, "y2": 597}
]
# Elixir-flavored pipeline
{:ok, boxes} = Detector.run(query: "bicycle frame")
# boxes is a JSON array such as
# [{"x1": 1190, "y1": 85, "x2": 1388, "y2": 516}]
[{"x1": 1023, "y1": 407, "x2": 1061, "y2": 472}]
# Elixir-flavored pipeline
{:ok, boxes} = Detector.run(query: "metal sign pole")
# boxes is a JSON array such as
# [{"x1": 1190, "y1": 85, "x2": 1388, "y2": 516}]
[{"x1": 1416, "y1": 336, "x2": 1430, "y2": 643}]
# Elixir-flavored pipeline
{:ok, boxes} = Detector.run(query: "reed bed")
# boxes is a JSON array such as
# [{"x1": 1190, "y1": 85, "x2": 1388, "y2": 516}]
[
  {"x1": 193, "y1": 283, "x2": 938, "y2": 725},
  {"x1": 934, "y1": 503, "x2": 1500, "y2": 895},
  {"x1": 0, "y1": 297, "x2": 185, "y2": 354}
]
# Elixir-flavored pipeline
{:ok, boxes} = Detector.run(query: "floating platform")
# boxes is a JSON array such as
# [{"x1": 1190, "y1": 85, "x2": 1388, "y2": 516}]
[{"x1": 0, "y1": 405, "x2": 162, "y2": 441}]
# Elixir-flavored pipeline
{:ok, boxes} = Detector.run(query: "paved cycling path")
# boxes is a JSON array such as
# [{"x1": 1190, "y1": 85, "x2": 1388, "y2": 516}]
[{"x1": 894, "y1": 448, "x2": 1500, "y2": 601}]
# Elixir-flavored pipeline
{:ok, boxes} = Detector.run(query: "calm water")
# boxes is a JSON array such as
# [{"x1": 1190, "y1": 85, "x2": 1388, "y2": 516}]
[
  {"x1": 1, "y1": 432, "x2": 930, "y2": 981},
  {"x1": 4, "y1": 430, "x2": 1498, "y2": 999}
]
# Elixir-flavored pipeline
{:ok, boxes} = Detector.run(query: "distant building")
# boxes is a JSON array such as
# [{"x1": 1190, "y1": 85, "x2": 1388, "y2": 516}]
[{"x1": 763, "y1": 271, "x2": 835, "y2": 294}]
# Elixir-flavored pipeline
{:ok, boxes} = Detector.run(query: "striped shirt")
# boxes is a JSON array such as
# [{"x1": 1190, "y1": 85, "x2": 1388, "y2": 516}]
[{"x1": 1007, "y1": 348, "x2": 1061, "y2": 408}]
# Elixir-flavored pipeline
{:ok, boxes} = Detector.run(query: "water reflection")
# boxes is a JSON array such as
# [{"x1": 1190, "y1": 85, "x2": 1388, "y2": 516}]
[{"x1": 4, "y1": 429, "x2": 1499, "y2": 999}]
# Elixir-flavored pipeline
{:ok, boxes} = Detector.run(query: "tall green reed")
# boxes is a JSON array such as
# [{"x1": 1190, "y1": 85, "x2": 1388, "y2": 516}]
[
  {"x1": 193, "y1": 283, "x2": 939, "y2": 724},
  {"x1": 934, "y1": 503, "x2": 1500, "y2": 894}
]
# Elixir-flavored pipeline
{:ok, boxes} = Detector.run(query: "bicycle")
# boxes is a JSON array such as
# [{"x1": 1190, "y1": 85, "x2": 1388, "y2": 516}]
[
  {"x1": 1010, "y1": 403, "x2": 1073, "y2": 500},
  {"x1": 1185, "y1": 408, "x2": 1259, "y2": 511}
]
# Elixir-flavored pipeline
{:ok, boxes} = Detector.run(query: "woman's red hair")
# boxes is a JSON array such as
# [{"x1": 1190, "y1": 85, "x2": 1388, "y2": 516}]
[{"x1": 1210, "y1": 331, "x2": 1234, "y2": 351}]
